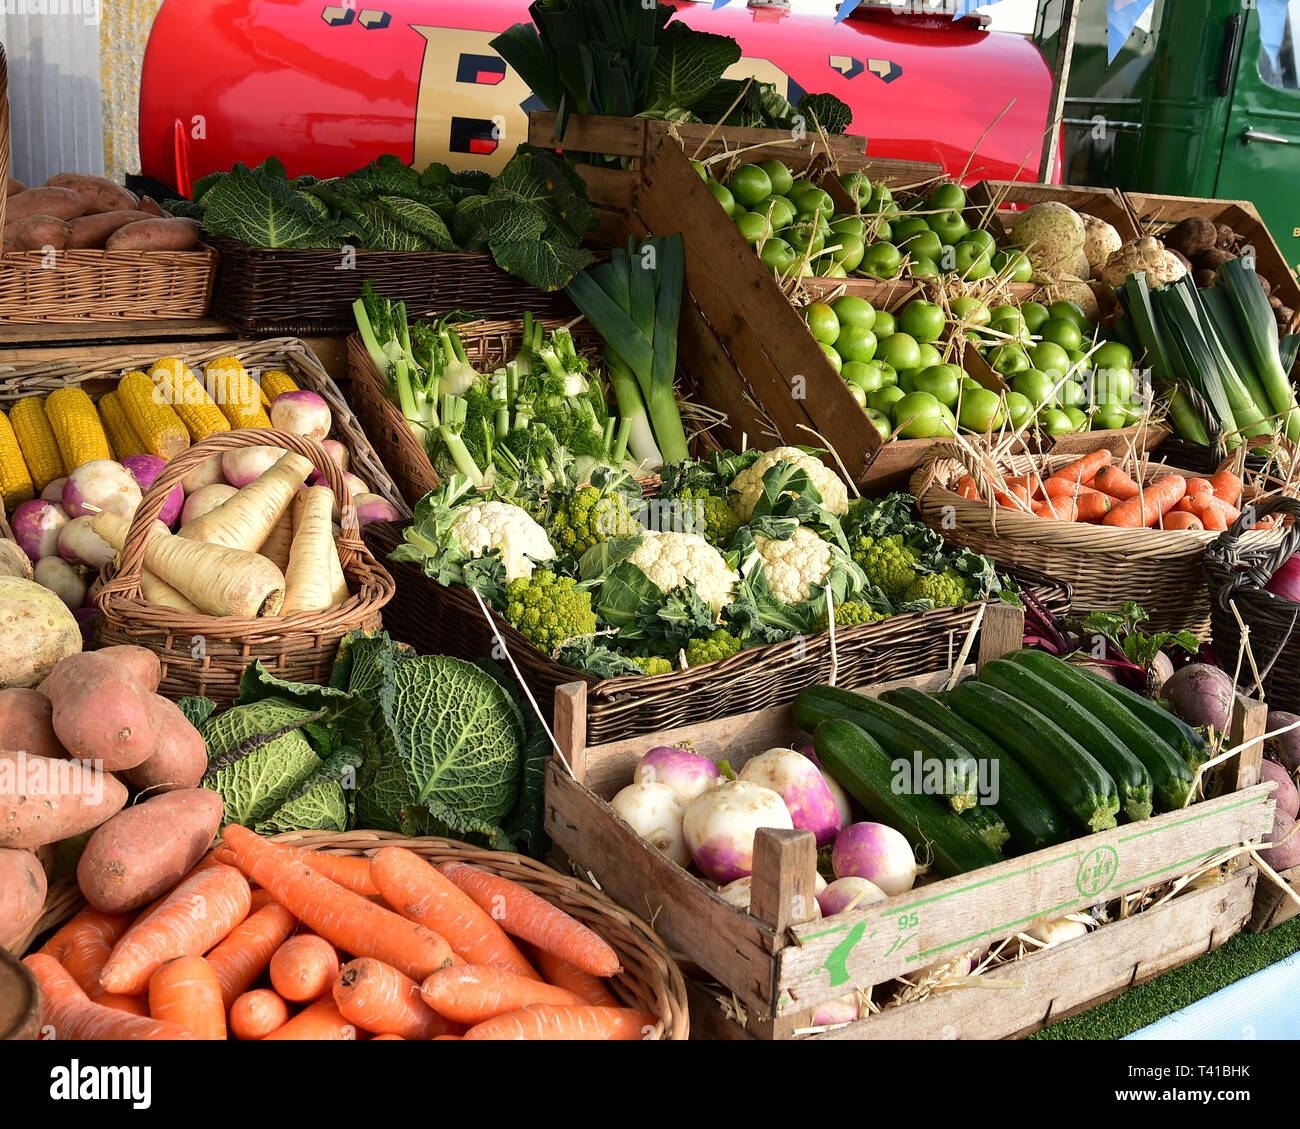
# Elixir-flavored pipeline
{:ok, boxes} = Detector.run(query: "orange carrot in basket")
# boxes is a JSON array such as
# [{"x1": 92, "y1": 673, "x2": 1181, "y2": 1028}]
[
  {"x1": 1102, "y1": 475, "x2": 1187, "y2": 528},
  {"x1": 463, "y1": 1004, "x2": 655, "y2": 1041},
  {"x1": 369, "y1": 847, "x2": 538, "y2": 980},
  {"x1": 229, "y1": 988, "x2": 290, "y2": 1040},
  {"x1": 525, "y1": 946, "x2": 621, "y2": 1007},
  {"x1": 420, "y1": 964, "x2": 585, "y2": 1026},
  {"x1": 1184, "y1": 477, "x2": 1215, "y2": 497},
  {"x1": 1003, "y1": 474, "x2": 1045, "y2": 498},
  {"x1": 993, "y1": 485, "x2": 1032, "y2": 510},
  {"x1": 956, "y1": 475, "x2": 982, "y2": 500},
  {"x1": 219, "y1": 825, "x2": 454, "y2": 982},
  {"x1": 24, "y1": 954, "x2": 196, "y2": 1040},
  {"x1": 204, "y1": 900, "x2": 297, "y2": 1009},
  {"x1": 99, "y1": 864, "x2": 252, "y2": 996},
  {"x1": 1181, "y1": 493, "x2": 1241, "y2": 526},
  {"x1": 269, "y1": 934, "x2": 339, "y2": 1003},
  {"x1": 1093, "y1": 464, "x2": 1140, "y2": 501},
  {"x1": 1073, "y1": 492, "x2": 1113, "y2": 523},
  {"x1": 39, "y1": 908, "x2": 141, "y2": 1012},
  {"x1": 214, "y1": 841, "x2": 378, "y2": 896},
  {"x1": 1210, "y1": 468, "x2": 1244, "y2": 506},
  {"x1": 1162, "y1": 511, "x2": 1204, "y2": 531},
  {"x1": 437, "y1": 861, "x2": 621, "y2": 978},
  {"x1": 335, "y1": 957, "x2": 455, "y2": 1040},
  {"x1": 1032, "y1": 496, "x2": 1078, "y2": 521},
  {"x1": 147, "y1": 956, "x2": 227, "y2": 1040},
  {"x1": 261, "y1": 998, "x2": 359, "y2": 1041},
  {"x1": 1055, "y1": 448, "x2": 1112, "y2": 484}
]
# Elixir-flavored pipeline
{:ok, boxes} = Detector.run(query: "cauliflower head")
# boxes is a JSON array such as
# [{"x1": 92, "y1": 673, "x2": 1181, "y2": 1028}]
[
  {"x1": 728, "y1": 447, "x2": 849, "y2": 523},
  {"x1": 628, "y1": 531, "x2": 739, "y2": 616},
  {"x1": 753, "y1": 525, "x2": 833, "y2": 605},
  {"x1": 505, "y1": 570, "x2": 597, "y2": 652},
  {"x1": 451, "y1": 500, "x2": 556, "y2": 582}
]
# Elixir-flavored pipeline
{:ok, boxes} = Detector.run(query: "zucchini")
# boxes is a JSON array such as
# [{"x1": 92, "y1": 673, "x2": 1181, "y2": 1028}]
[
  {"x1": 947, "y1": 681, "x2": 1120, "y2": 834},
  {"x1": 1008, "y1": 651, "x2": 1196, "y2": 811},
  {"x1": 793, "y1": 686, "x2": 981, "y2": 813},
  {"x1": 978, "y1": 658, "x2": 1154, "y2": 822},
  {"x1": 881, "y1": 686, "x2": 1070, "y2": 852},
  {"x1": 812, "y1": 719, "x2": 1002, "y2": 877},
  {"x1": 960, "y1": 804, "x2": 1010, "y2": 852},
  {"x1": 1072, "y1": 663, "x2": 1209, "y2": 774}
]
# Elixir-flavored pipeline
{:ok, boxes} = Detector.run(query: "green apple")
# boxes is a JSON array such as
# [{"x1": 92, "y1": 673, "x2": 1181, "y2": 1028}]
[
  {"x1": 990, "y1": 343, "x2": 1032, "y2": 377},
  {"x1": 786, "y1": 220, "x2": 826, "y2": 258},
  {"x1": 757, "y1": 195, "x2": 797, "y2": 230},
  {"x1": 892, "y1": 391, "x2": 947, "y2": 439},
  {"x1": 1049, "y1": 300, "x2": 1092, "y2": 333},
  {"x1": 838, "y1": 170, "x2": 870, "y2": 207},
  {"x1": 829, "y1": 215, "x2": 867, "y2": 241},
  {"x1": 909, "y1": 255, "x2": 940, "y2": 279},
  {"x1": 836, "y1": 324, "x2": 878, "y2": 364},
  {"x1": 829, "y1": 233, "x2": 866, "y2": 271},
  {"x1": 1028, "y1": 341, "x2": 1072, "y2": 377},
  {"x1": 876, "y1": 332, "x2": 922, "y2": 374},
  {"x1": 820, "y1": 342, "x2": 843, "y2": 373},
  {"x1": 949, "y1": 297, "x2": 990, "y2": 327},
  {"x1": 928, "y1": 182, "x2": 967, "y2": 211},
  {"x1": 1090, "y1": 405, "x2": 1129, "y2": 430},
  {"x1": 866, "y1": 409, "x2": 892, "y2": 440},
  {"x1": 707, "y1": 180, "x2": 737, "y2": 217},
  {"x1": 759, "y1": 237, "x2": 796, "y2": 275},
  {"x1": 1004, "y1": 391, "x2": 1035, "y2": 429},
  {"x1": 792, "y1": 186, "x2": 835, "y2": 219},
  {"x1": 859, "y1": 242, "x2": 903, "y2": 279},
  {"x1": 1011, "y1": 368, "x2": 1056, "y2": 406},
  {"x1": 1063, "y1": 406, "x2": 1089, "y2": 431},
  {"x1": 991, "y1": 248, "x2": 1033, "y2": 283},
  {"x1": 899, "y1": 299, "x2": 946, "y2": 344},
  {"x1": 958, "y1": 387, "x2": 1006, "y2": 433},
  {"x1": 1092, "y1": 366, "x2": 1135, "y2": 406},
  {"x1": 846, "y1": 381, "x2": 867, "y2": 408},
  {"x1": 1040, "y1": 317, "x2": 1083, "y2": 352},
  {"x1": 759, "y1": 159, "x2": 795, "y2": 198},
  {"x1": 914, "y1": 343, "x2": 943, "y2": 371},
  {"x1": 735, "y1": 211, "x2": 772, "y2": 244},
  {"x1": 873, "y1": 310, "x2": 896, "y2": 338},
  {"x1": 897, "y1": 228, "x2": 944, "y2": 263},
  {"x1": 1020, "y1": 301, "x2": 1051, "y2": 333},
  {"x1": 831, "y1": 295, "x2": 877, "y2": 331},
  {"x1": 962, "y1": 228, "x2": 997, "y2": 255},
  {"x1": 690, "y1": 160, "x2": 708, "y2": 180},
  {"x1": 928, "y1": 210, "x2": 970, "y2": 245},
  {"x1": 1039, "y1": 408, "x2": 1074, "y2": 435},
  {"x1": 843, "y1": 361, "x2": 884, "y2": 394},
  {"x1": 891, "y1": 217, "x2": 930, "y2": 244},
  {"x1": 728, "y1": 164, "x2": 773, "y2": 209},
  {"x1": 912, "y1": 363, "x2": 963, "y2": 409},
  {"x1": 867, "y1": 385, "x2": 906, "y2": 413},
  {"x1": 802, "y1": 301, "x2": 840, "y2": 345},
  {"x1": 1093, "y1": 341, "x2": 1134, "y2": 371},
  {"x1": 954, "y1": 240, "x2": 993, "y2": 279}
]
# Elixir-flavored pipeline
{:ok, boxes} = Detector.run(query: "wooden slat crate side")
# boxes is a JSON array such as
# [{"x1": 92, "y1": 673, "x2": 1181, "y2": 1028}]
[
  {"x1": 1247, "y1": 864, "x2": 1300, "y2": 932},
  {"x1": 967, "y1": 180, "x2": 1141, "y2": 244}
]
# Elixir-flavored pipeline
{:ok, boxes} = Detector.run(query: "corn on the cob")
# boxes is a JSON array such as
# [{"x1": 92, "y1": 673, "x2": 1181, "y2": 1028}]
[
  {"x1": 0, "y1": 408, "x2": 35, "y2": 510},
  {"x1": 149, "y1": 357, "x2": 229, "y2": 442},
  {"x1": 258, "y1": 369, "x2": 300, "y2": 412},
  {"x1": 97, "y1": 390, "x2": 147, "y2": 459},
  {"x1": 119, "y1": 370, "x2": 191, "y2": 460},
  {"x1": 10, "y1": 397, "x2": 65, "y2": 490},
  {"x1": 45, "y1": 387, "x2": 113, "y2": 472},
  {"x1": 206, "y1": 357, "x2": 272, "y2": 429}
]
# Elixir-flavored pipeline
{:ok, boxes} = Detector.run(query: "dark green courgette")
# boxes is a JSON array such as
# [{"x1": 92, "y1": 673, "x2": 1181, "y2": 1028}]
[
  {"x1": 960, "y1": 804, "x2": 1010, "y2": 852},
  {"x1": 1073, "y1": 663, "x2": 1209, "y2": 773}
]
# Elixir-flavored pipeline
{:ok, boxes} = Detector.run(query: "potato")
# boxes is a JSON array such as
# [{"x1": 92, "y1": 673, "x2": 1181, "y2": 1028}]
[
  {"x1": 5, "y1": 177, "x2": 27, "y2": 197},
  {"x1": 76, "y1": 788, "x2": 223, "y2": 914},
  {"x1": 138, "y1": 195, "x2": 166, "y2": 218},
  {"x1": 5, "y1": 186, "x2": 90, "y2": 223},
  {"x1": 67, "y1": 209, "x2": 155, "y2": 249},
  {"x1": 0, "y1": 687, "x2": 66, "y2": 758},
  {"x1": 44, "y1": 173, "x2": 139, "y2": 215},
  {"x1": 105, "y1": 216, "x2": 201, "y2": 252},
  {"x1": 0, "y1": 848, "x2": 47, "y2": 949},
  {"x1": 3, "y1": 215, "x2": 73, "y2": 252},
  {"x1": 0, "y1": 577, "x2": 81, "y2": 689},
  {"x1": 121, "y1": 696, "x2": 206, "y2": 793},
  {"x1": 96, "y1": 645, "x2": 162, "y2": 694},
  {"x1": 47, "y1": 658, "x2": 163, "y2": 771},
  {"x1": 0, "y1": 752, "x2": 127, "y2": 849}
]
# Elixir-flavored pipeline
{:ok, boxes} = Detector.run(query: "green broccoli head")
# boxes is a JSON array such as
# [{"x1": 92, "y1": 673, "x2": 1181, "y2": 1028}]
[
  {"x1": 550, "y1": 486, "x2": 644, "y2": 558},
  {"x1": 851, "y1": 533, "x2": 920, "y2": 599},
  {"x1": 632, "y1": 655, "x2": 676, "y2": 676},
  {"x1": 505, "y1": 569, "x2": 597, "y2": 652},
  {"x1": 677, "y1": 488, "x2": 742, "y2": 549},
  {"x1": 684, "y1": 629, "x2": 743, "y2": 667},
  {"x1": 816, "y1": 601, "x2": 885, "y2": 631},
  {"x1": 904, "y1": 568, "x2": 975, "y2": 608}
]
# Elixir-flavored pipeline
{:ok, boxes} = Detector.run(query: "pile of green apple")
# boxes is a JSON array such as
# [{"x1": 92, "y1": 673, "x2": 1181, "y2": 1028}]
[{"x1": 699, "y1": 157, "x2": 1032, "y2": 283}]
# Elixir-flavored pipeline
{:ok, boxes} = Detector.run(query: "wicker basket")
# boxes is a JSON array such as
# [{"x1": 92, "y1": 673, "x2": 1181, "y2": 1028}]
[
  {"x1": 1206, "y1": 495, "x2": 1300, "y2": 712},
  {"x1": 207, "y1": 237, "x2": 577, "y2": 336},
  {"x1": 365, "y1": 520, "x2": 1071, "y2": 745},
  {"x1": 95, "y1": 429, "x2": 395, "y2": 704},
  {"x1": 347, "y1": 317, "x2": 608, "y2": 506},
  {"x1": 0, "y1": 336, "x2": 408, "y2": 518},
  {"x1": 0, "y1": 46, "x2": 217, "y2": 323},
  {"x1": 911, "y1": 444, "x2": 1287, "y2": 637}
]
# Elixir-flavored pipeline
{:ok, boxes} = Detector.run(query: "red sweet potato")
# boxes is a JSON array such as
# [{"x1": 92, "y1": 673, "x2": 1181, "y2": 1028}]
[
  {"x1": 0, "y1": 687, "x2": 66, "y2": 758},
  {"x1": 0, "y1": 848, "x2": 47, "y2": 948},
  {"x1": 0, "y1": 752, "x2": 128, "y2": 849}
]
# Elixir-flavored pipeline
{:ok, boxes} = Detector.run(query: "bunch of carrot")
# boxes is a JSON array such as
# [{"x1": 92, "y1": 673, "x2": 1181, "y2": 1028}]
[
  {"x1": 22, "y1": 826, "x2": 656, "y2": 1041},
  {"x1": 956, "y1": 448, "x2": 1268, "y2": 532}
]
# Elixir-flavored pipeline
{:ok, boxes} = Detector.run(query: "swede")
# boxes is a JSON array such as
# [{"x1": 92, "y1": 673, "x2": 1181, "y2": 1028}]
[
  {"x1": 683, "y1": 780, "x2": 793, "y2": 884},
  {"x1": 270, "y1": 390, "x2": 331, "y2": 442},
  {"x1": 34, "y1": 557, "x2": 86, "y2": 609},
  {"x1": 58, "y1": 515, "x2": 115, "y2": 570},
  {"x1": 832, "y1": 822, "x2": 916, "y2": 896},
  {"x1": 12, "y1": 500, "x2": 68, "y2": 562},
  {"x1": 633, "y1": 747, "x2": 719, "y2": 803},
  {"x1": 61, "y1": 460, "x2": 142, "y2": 520},
  {"x1": 610, "y1": 780, "x2": 689, "y2": 867},
  {"x1": 739, "y1": 747, "x2": 841, "y2": 846}
]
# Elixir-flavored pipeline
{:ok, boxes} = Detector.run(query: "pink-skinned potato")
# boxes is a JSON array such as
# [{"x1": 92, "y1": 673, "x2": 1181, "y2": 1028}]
[
  {"x1": 47, "y1": 662, "x2": 162, "y2": 771},
  {"x1": 77, "y1": 788, "x2": 223, "y2": 913},
  {"x1": 121, "y1": 696, "x2": 207, "y2": 793},
  {"x1": 0, "y1": 688, "x2": 66, "y2": 758},
  {"x1": 0, "y1": 752, "x2": 128, "y2": 849},
  {"x1": 0, "y1": 848, "x2": 47, "y2": 948}
]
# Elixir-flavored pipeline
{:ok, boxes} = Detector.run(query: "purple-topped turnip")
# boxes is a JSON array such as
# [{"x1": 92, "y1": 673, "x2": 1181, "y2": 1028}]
[
  {"x1": 1260, "y1": 809, "x2": 1300, "y2": 872},
  {"x1": 270, "y1": 389, "x2": 331, "y2": 442},
  {"x1": 1265, "y1": 712, "x2": 1300, "y2": 774},
  {"x1": 832, "y1": 822, "x2": 916, "y2": 896},
  {"x1": 799, "y1": 743, "x2": 854, "y2": 826},
  {"x1": 610, "y1": 780, "x2": 689, "y2": 867},
  {"x1": 683, "y1": 780, "x2": 793, "y2": 884},
  {"x1": 1265, "y1": 553, "x2": 1300, "y2": 603},
  {"x1": 634, "y1": 747, "x2": 719, "y2": 804},
  {"x1": 716, "y1": 875, "x2": 823, "y2": 918},
  {"x1": 352, "y1": 493, "x2": 402, "y2": 529},
  {"x1": 222, "y1": 445, "x2": 286, "y2": 489},
  {"x1": 811, "y1": 994, "x2": 860, "y2": 1027},
  {"x1": 817, "y1": 876, "x2": 887, "y2": 916},
  {"x1": 739, "y1": 747, "x2": 841, "y2": 846},
  {"x1": 40, "y1": 477, "x2": 67, "y2": 503},
  {"x1": 13, "y1": 499, "x2": 69, "y2": 562},
  {"x1": 120, "y1": 454, "x2": 182, "y2": 526},
  {"x1": 58, "y1": 515, "x2": 115, "y2": 570},
  {"x1": 1261, "y1": 758, "x2": 1299, "y2": 820},
  {"x1": 62, "y1": 460, "x2": 141, "y2": 520}
]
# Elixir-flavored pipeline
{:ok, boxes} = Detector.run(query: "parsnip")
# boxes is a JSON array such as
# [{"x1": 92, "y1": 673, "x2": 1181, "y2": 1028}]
[
  {"x1": 179, "y1": 450, "x2": 312, "y2": 552},
  {"x1": 281, "y1": 487, "x2": 348, "y2": 615}
]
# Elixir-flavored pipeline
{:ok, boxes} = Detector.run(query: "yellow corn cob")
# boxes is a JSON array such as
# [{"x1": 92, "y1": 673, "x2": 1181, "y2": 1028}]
[
  {"x1": 149, "y1": 357, "x2": 229, "y2": 442},
  {"x1": 97, "y1": 390, "x2": 147, "y2": 459},
  {"x1": 10, "y1": 397, "x2": 65, "y2": 490},
  {"x1": 45, "y1": 388, "x2": 113, "y2": 472},
  {"x1": 258, "y1": 369, "x2": 300, "y2": 412},
  {"x1": 118, "y1": 370, "x2": 191, "y2": 460},
  {"x1": 0, "y1": 408, "x2": 35, "y2": 510},
  {"x1": 205, "y1": 356, "x2": 272, "y2": 429}
]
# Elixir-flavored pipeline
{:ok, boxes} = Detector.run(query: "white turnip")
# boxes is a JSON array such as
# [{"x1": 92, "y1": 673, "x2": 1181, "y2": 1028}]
[
  {"x1": 1161, "y1": 663, "x2": 1235, "y2": 731},
  {"x1": 739, "y1": 747, "x2": 841, "y2": 846},
  {"x1": 1025, "y1": 917, "x2": 1088, "y2": 946},
  {"x1": 180, "y1": 483, "x2": 236, "y2": 527},
  {"x1": 716, "y1": 876, "x2": 823, "y2": 918},
  {"x1": 321, "y1": 439, "x2": 349, "y2": 473},
  {"x1": 799, "y1": 744, "x2": 854, "y2": 826},
  {"x1": 222, "y1": 446, "x2": 288, "y2": 489},
  {"x1": 610, "y1": 780, "x2": 689, "y2": 867},
  {"x1": 34, "y1": 557, "x2": 86, "y2": 610},
  {"x1": 181, "y1": 453, "x2": 224, "y2": 495},
  {"x1": 12, "y1": 500, "x2": 68, "y2": 562},
  {"x1": 683, "y1": 780, "x2": 793, "y2": 884},
  {"x1": 832, "y1": 822, "x2": 916, "y2": 896},
  {"x1": 817, "y1": 876, "x2": 887, "y2": 916},
  {"x1": 61, "y1": 460, "x2": 142, "y2": 520},
  {"x1": 270, "y1": 390, "x2": 331, "y2": 442},
  {"x1": 633, "y1": 747, "x2": 719, "y2": 804}
]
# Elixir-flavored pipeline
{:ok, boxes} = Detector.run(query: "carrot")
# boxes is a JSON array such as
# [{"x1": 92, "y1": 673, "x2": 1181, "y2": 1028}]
[
  {"x1": 94, "y1": 993, "x2": 150, "y2": 1016},
  {"x1": 956, "y1": 475, "x2": 981, "y2": 501},
  {"x1": 1031, "y1": 496, "x2": 1077, "y2": 521},
  {"x1": 147, "y1": 956, "x2": 227, "y2": 1040},
  {"x1": 38, "y1": 908, "x2": 140, "y2": 1011},
  {"x1": 1054, "y1": 448, "x2": 1112, "y2": 485},
  {"x1": 335, "y1": 957, "x2": 455, "y2": 1039},
  {"x1": 1073, "y1": 492, "x2": 1113, "y2": 523},
  {"x1": 1003, "y1": 474, "x2": 1045, "y2": 499},
  {"x1": 220, "y1": 825, "x2": 454, "y2": 982},
  {"x1": 371, "y1": 1033, "x2": 405, "y2": 1040},
  {"x1": 1162, "y1": 511, "x2": 1204, "y2": 531},
  {"x1": 420, "y1": 964, "x2": 585, "y2": 1026},
  {"x1": 179, "y1": 449, "x2": 313, "y2": 552},
  {"x1": 525, "y1": 946, "x2": 621, "y2": 1007},
  {"x1": 24, "y1": 954, "x2": 196, "y2": 1040},
  {"x1": 99, "y1": 863, "x2": 252, "y2": 996},
  {"x1": 1102, "y1": 475, "x2": 1187, "y2": 529},
  {"x1": 1184, "y1": 477, "x2": 1215, "y2": 497},
  {"x1": 269, "y1": 934, "x2": 339, "y2": 1002},
  {"x1": 216, "y1": 841, "x2": 379, "y2": 896},
  {"x1": 229, "y1": 988, "x2": 290, "y2": 1040},
  {"x1": 204, "y1": 900, "x2": 297, "y2": 1009},
  {"x1": 463, "y1": 1004, "x2": 654, "y2": 1041},
  {"x1": 1210, "y1": 468, "x2": 1244, "y2": 506},
  {"x1": 1182, "y1": 492, "x2": 1242, "y2": 525},
  {"x1": 248, "y1": 888, "x2": 275, "y2": 910},
  {"x1": 1093, "y1": 464, "x2": 1141, "y2": 501},
  {"x1": 261, "y1": 998, "x2": 359, "y2": 1041},
  {"x1": 280, "y1": 487, "x2": 349, "y2": 615},
  {"x1": 437, "y1": 861, "x2": 620, "y2": 978},
  {"x1": 370, "y1": 847, "x2": 538, "y2": 980}
]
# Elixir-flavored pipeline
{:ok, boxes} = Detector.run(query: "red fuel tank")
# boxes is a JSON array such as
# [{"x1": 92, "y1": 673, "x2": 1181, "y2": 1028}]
[{"x1": 139, "y1": 0, "x2": 1055, "y2": 195}]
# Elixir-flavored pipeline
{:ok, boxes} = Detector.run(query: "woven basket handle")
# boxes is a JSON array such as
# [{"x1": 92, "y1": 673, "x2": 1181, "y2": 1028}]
[
  {"x1": 912, "y1": 440, "x2": 1016, "y2": 506},
  {"x1": 1209, "y1": 493, "x2": 1300, "y2": 600},
  {"x1": 98, "y1": 427, "x2": 362, "y2": 600},
  {"x1": 1, "y1": 42, "x2": 9, "y2": 239}
]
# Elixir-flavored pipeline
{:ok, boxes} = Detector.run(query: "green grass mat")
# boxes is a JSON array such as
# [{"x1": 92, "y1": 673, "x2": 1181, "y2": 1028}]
[{"x1": 1031, "y1": 911, "x2": 1300, "y2": 1040}]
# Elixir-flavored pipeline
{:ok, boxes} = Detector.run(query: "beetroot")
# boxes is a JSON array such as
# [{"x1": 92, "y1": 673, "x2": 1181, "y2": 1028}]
[
  {"x1": 1265, "y1": 553, "x2": 1300, "y2": 603},
  {"x1": 1265, "y1": 712, "x2": 1300, "y2": 774},
  {"x1": 1160, "y1": 663, "x2": 1235, "y2": 731},
  {"x1": 1260, "y1": 809, "x2": 1300, "y2": 872},
  {"x1": 1261, "y1": 758, "x2": 1300, "y2": 820}
]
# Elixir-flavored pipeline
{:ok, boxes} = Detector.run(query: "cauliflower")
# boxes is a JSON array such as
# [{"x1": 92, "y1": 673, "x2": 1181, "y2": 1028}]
[
  {"x1": 678, "y1": 487, "x2": 741, "y2": 548},
  {"x1": 627, "y1": 531, "x2": 739, "y2": 616},
  {"x1": 505, "y1": 570, "x2": 597, "y2": 652},
  {"x1": 729, "y1": 447, "x2": 849, "y2": 524},
  {"x1": 685, "y1": 629, "x2": 743, "y2": 667},
  {"x1": 904, "y1": 568, "x2": 974, "y2": 607},
  {"x1": 551, "y1": 486, "x2": 643, "y2": 558},
  {"x1": 817, "y1": 601, "x2": 884, "y2": 631},
  {"x1": 1097, "y1": 237, "x2": 1188, "y2": 290},
  {"x1": 753, "y1": 525, "x2": 833, "y2": 605},
  {"x1": 451, "y1": 500, "x2": 556, "y2": 581},
  {"x1": 851, "y1": 533, "x2": 919, "y2": 600}
]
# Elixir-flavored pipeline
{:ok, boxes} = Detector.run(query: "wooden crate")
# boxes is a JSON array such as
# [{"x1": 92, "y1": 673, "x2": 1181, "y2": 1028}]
[
  {"x1": 544, "y1": 603, "x2": 1276, "y2": 1039},
  {"x1": 967, "y1": 180, "x2": 1139, "y2": 246},
  {"x1": 1248, "y1": 863, "x2": 1300, "y2": 933}
]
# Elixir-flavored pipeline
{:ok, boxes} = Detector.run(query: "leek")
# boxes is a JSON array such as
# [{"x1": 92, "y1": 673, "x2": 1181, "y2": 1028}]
[
  {"x1": 1200, "y1": 286, "x2": 1275, "y2": 427},
  {"x1": 1219, "y1": 258, "x2": 1300, "y2": 441}
]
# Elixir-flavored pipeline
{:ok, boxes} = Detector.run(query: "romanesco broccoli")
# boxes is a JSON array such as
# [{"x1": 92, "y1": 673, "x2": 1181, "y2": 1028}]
[
  {"x1": 684, "y1": 629, "x2": 743, "y2": 666},
  {"x1": 817, "y1": 602, "x2": 885, "y2": 631},
  {"x1": 851, "y1": 533, "x2": 919, "y2": 600},
  {"x1": 550, "y1": 486, "x2": 643, "y2": 558},
  {"x1": 632, "y1": 655, "x2": 675, "y2": 676},
  {"x1": 505, "y1": 570, "x2": 597, "y2": 652},
  {"x1": 677, "y1": 488, "x2": 741, "y2": 549},
  {"x1": 904, "y1": 568, "x2": 975, "y2": 607}
]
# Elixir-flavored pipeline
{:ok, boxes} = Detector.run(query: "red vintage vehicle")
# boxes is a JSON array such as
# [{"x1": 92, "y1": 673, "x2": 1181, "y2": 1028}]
[{"x1": 139, "y1": 0, "x2": 1056, "y2": 195}]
